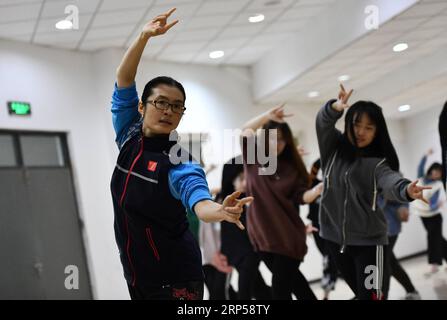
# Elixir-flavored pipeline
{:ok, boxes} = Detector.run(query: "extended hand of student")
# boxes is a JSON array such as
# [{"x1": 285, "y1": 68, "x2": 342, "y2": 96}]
[
  {"x1": 306, "y1": 224, "x2": 318, "y2": 234},
  {"x1": 142, "y1": 8, "x2": 178, "y2": 37},
  {"x1": 332, "y1": 84, "x2": 354, "y2": 112},
  {"x1": 221, "y1": 191, "x2": 254, "y2": 230},
  {"x1": 313, "y1": 182, "x2": 324, "y2": 197},
  {"x1": 406, "y1": 180, "x2": 432, "y2": 204},
  {"x1": 267, "y1": 103, "x2": 293, "y2": 123},
  {"x1": 297, "y1": 145, "x2": 309, "y2": 156},
  {"x1": 397, "y1": 206, "x2": 410, "y2": 222},
  {"x1": 211, "y1": 252, "x2": 233, "y2": 274}
]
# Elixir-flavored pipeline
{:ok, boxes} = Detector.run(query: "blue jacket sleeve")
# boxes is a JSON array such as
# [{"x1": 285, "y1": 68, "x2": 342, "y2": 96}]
[
  {"x1": 417, "y1": 155, "x2": 427, "y2": 179},
  {"x1": 429, "y1": 190, "x2": 440, "y2": 211},
  {"x1": 111, "y1": 82, "x2": 140, "y2": 148},
  {"x1": 168, "y1": 162, "x2": 213, "y2": 215}
]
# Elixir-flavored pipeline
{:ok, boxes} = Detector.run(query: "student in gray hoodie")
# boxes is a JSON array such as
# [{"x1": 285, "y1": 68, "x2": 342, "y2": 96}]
[{"x1": 316, "y1": 84, "x2": 430, "y2": 300}]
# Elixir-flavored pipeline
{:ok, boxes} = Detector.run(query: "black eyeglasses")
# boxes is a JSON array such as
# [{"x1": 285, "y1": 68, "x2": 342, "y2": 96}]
[{"x1": 146, "y1": 100, "x2": 186, "y2": 115}]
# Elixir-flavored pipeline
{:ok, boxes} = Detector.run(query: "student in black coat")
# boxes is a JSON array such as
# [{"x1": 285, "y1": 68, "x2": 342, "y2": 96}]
[
  {"x1": 440, "y1": 101, "x2": 447, "y2": 190},
  {"x1": 219, "y1": 156, "x2": 271, "y2": 300}
]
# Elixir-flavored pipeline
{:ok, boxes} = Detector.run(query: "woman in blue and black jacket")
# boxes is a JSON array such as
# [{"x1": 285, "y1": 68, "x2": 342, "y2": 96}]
[
  {"x1": 110, "y1": 8, "x2": 252, "y2": 300},
  {"x1": 316, "y1": 84, "x2": 429, "y2": 300}
]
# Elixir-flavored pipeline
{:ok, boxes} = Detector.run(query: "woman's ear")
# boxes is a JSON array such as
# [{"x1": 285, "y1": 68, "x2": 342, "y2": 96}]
[{"x1": 138, "y1": 100, "x2": 144, "y2": 117}]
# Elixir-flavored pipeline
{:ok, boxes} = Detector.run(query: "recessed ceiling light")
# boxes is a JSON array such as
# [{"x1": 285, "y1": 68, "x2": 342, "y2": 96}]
[
  {"x1": 308, "y1": 91, "x2": 320, "y2": 98},
  {"x1": 209, "y1": 50, "x2": 224, "y2": 59},
  {"x1": 249, "y1": 14, "x2": 265, "y2": 23},
  {"x1": 398, "y1": 104, "x2": 411, "y2": 112},
  {"x1": 338, "y1": 75, "x2": 350, "y2": 82},
  {"x1": 55, "y1": 20, "x2": 73, "y2": 30},
  {"x1": 393, "y1": 43, "x2": 408, "y2": 52}
]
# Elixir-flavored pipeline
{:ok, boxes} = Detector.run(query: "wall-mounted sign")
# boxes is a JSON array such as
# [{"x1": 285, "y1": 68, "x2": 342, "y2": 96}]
[{"x1": 8, "y1": 101, "x2": 31, "y2": 116}]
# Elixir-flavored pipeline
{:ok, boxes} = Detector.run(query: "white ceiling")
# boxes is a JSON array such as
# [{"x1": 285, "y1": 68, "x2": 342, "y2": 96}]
[
  {"x1": 262, "y1": 0, "x2": 447, "y2": 118},
  {"x1": 1, "y1": 0, "x2": 446, "y2": 119},
  {"x1": 0, "y1": 0, "x2": 336, "y2": 65}
]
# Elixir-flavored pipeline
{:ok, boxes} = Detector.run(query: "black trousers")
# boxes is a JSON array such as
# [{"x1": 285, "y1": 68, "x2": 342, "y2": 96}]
[
  {"x1": 203, "y1": 265, "x2": 238, "y2": 300},
  {"x1": 312, "y1": 231, "x2": 338, "y2": 291},
  {"x1": 382, "y1": 235, "x2": 416, "y2": 297},
  {"x1": 127, "y1": 280, "x2": 204, "y2": 300},
  {"x1": 259, "y1": 252, "x2": 317, "y2": 300},
  {"x1": 234, "y1": 252, "x2": 271, "y2": 300},
  {"x1": 326, "y1": 240, "x2": 389, "y2": 300},
  {"x1": 421, "y1": 214, "x2": 447, "y2": 265}
]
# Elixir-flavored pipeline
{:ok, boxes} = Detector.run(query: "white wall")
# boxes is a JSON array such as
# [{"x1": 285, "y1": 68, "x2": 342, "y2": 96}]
[{"x1": 0, "y1": 40, "x2": 122, "y2": 299}]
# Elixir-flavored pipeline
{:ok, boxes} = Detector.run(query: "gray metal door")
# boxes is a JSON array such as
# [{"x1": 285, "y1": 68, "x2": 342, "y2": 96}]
[
  {"x1": 0, "y1": 169, "x2": 45, "y2": 299},
  {"x1": 0, "y1": 132, "x2": 92, "y2": 299}
]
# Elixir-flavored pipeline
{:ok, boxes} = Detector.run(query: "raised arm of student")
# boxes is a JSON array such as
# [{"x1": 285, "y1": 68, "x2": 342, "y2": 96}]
[
  {"x1": 417, "y1": 149, "x2": 432, "y2": 179},
  {"x1": 316, "y1": 84, "x2": 353, "y2": 165},
  {"x1": 241, "y1": 103, "x2": 293, "y2": 137}
]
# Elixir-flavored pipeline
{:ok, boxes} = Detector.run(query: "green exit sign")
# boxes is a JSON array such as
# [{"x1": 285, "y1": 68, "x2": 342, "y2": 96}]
[{"x1": 8, "y1": 101, "x2": 31, "y2": 115}]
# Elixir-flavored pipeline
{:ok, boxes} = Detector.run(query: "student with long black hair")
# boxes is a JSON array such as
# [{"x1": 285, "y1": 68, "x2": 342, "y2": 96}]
[
  {"x1": 110, "y1": 8, "x2": 252, "y2": 300},
  {"x1": 316, "y1": 84, "x2": 430, "y2": 300},
  {"x1": 240, "y1": 106, "x2": 320, "y2": 300}
]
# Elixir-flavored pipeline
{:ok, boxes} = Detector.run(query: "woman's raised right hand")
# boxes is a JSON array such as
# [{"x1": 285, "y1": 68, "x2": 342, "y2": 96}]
[{"x1": 142, "y1": 8, "x2": 179, "y2": 37}]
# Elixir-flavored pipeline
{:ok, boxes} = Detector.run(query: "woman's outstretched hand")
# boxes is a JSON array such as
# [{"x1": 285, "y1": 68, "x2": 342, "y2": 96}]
[
  {"x1": 406, "y1": 180, "x2": 432, "y2": 204},
  {"x1": 142, "y1": 8, "x2": 179, "y2": 38},
  {"x1": 331, "y1": 84, "x2": 354, "y2": 112},
  {"x1": 221, "y1": 191, "x2": 254, "y2": 230}
]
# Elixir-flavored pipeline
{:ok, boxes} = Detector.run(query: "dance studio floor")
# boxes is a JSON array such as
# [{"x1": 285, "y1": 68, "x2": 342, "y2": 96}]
[
  {"x1": 311, "y1": 255, "x2": 447, "y2": 300},
  {"x1": 206, "y1": 254, "x2": 447, "y2": 300}
]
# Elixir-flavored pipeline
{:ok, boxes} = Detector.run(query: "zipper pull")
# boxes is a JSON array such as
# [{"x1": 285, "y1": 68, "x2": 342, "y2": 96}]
[
  {"x1": 372, "y1": 189, "x2": 377, "y2": 212},
  {"x1": 340, "y1": 245, "x2": 345, "y2": 253},
  {"x1": 372, "y1": 190, "x2": 377, "y2": 211}
]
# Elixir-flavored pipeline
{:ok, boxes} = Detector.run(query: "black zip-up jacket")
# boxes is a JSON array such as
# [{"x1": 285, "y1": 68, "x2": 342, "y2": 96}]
[
  {"x1": 110, "y1": 133, "x2": 203, "y2": 287},
  {"x1": 440, "y1": 103, "x2": 447, "y2": 190}
]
